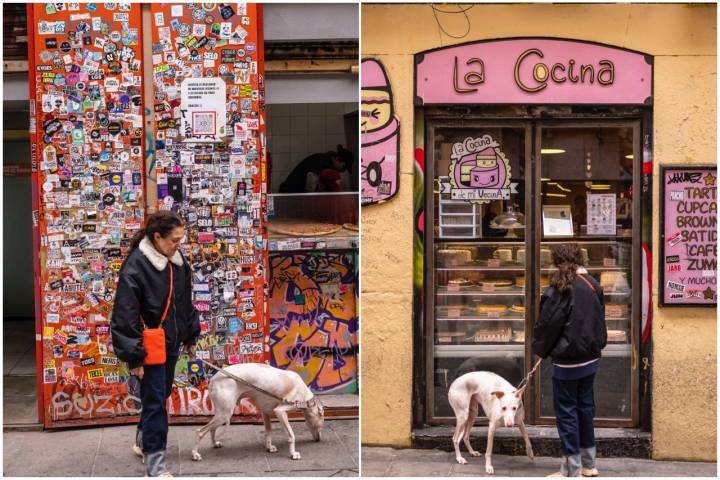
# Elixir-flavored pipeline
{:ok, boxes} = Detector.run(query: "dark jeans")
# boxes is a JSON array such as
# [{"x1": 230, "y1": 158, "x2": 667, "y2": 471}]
[
  {"x1": 138, "y1": 352, "x2": 179, "y2": 454},
  {"x1": 552, "y1": 372, "x2": 596, "y2": 456}
]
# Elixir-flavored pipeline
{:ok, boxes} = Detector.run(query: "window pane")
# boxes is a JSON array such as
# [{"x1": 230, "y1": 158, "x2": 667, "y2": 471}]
[
  {"x1": 538, "y1": 126, "x2": 633, "y2": 421},
  {"x1": 431, "y1": 126, "x2": 526, "y2": 418}
]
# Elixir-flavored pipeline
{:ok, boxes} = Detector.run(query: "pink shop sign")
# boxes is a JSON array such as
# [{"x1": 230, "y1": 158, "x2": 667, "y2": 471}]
[{"x1": 415, "y1": 38, "x2": 652, "y2": 105}]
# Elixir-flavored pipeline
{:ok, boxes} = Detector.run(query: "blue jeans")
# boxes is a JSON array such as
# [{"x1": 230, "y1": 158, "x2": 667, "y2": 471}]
[
  {"x1": 139, "y1": 352, "x2": 179, "y2": 454},
  {"x1": 552, "y1": 372, "x2": 596, "y2": 456}
]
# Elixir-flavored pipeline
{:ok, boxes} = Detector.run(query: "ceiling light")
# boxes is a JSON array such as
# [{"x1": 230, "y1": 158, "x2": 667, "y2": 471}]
[
  {"x1": 625, "y1": 154, "x2": 633, "y2": 159},
  {"x1": 541, "y1": 149, "x2": 566, "y2": 154}
]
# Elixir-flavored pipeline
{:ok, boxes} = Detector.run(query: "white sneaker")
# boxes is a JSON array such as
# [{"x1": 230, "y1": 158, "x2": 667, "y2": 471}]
[{"x1": 582, "y1": 467, "x2": 599, "y2": 477}]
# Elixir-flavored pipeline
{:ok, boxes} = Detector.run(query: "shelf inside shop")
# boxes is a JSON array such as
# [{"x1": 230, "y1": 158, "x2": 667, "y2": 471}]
[
  {"x1": 541, "y1": 265, "x2": 630, "y2": 272},
  {"x1": 436, "y1": 265, "x2": 526, "y2": 271},
  {"x1": 434, "y1": 343, "x2": 631, "y2": 359},
  {"x1": 434, "y1": 344, "x2": 524, "y2": 358},
  {"x1": 436, "y1": 288, "x2": 525, "y2": 296},
  {"x1": 269, "y1": 230, "x2": 358, "y2": 252},
  {"x1": 269, "y1": 192, "x2": 358, "y2": 197},
  {"x1": 437, "y1": 238, "x2": 526, "y2": 243},
  {"x1": 436, "y1": 316, "x2": 526, "y2": 322},
  {"x1": 540, "y1": 237, "x2": 632, "y2": 243}
]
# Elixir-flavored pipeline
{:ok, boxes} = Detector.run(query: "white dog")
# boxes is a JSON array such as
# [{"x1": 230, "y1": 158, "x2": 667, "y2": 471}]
[
  {"x1": 448, "y1": 371, "x2": 534, "y2": 474},
  {"x1": 191, "y1": 363, "x2": 324, "y2": 461}
]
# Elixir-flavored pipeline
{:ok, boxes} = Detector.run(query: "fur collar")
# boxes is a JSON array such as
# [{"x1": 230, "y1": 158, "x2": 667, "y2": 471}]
[{"x1": 139, "y1": 237, "x2": 183, "y2": 271}]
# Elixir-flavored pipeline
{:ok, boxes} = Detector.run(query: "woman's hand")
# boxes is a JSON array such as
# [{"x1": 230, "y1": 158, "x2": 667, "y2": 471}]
[
  {"x1": 130, "y1": 366, "x2": 144, "y2": 379},
  {"x1": 183, "y1": 344, "x2": 196, "y2": 357}
]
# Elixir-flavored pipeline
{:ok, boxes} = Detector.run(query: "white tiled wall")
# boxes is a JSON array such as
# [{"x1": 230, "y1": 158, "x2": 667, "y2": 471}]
[{"x1": 267, "y1": 102, "x2": 357, "y2": 192}]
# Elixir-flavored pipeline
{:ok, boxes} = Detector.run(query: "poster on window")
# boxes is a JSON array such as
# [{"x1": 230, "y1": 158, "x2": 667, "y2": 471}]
[
  {"x1": 660, "y1": 166, "x2": 717, "y2": 306},
  {"x1": 587, "y1": 193, "x2": 616, "y2": 235}
]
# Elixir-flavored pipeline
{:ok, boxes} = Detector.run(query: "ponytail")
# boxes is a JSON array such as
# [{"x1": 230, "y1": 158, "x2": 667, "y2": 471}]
[
  {"x1": 128, "y1": 228, "x2": 147, "y2": 254},
  {"x1": 550, "y1": 244, "x2": 584, "y2": 293}
]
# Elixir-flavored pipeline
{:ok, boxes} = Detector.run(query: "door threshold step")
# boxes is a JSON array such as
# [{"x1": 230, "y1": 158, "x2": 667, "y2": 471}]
[
  {"x1": 4, "y1": 423, "x2": 43, "y2": 432},
  {"x1": 412, "y1": 425, "x2": 651, "y2": 458}
]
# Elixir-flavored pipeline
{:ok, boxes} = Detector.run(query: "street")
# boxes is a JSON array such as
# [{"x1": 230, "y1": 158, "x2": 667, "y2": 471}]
[
  {"x1": 3, "y1": 420, "x2": 358, "y2": 477},
  {"x1": 362, "y1": 446, "x2": 717, "y2": 477}
]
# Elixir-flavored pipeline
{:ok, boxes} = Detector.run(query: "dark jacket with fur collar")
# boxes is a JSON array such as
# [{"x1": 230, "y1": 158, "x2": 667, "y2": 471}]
[
  {"x1": 111, "y1": 237, "x2": 200, "y2": 369},
  {"x1": 532, "y1": 273, "x2": 608, "y2": 365}
]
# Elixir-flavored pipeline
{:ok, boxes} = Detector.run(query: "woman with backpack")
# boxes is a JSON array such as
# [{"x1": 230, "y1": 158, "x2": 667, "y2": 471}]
[
  {"x1": 111, "y1": 211, "x2": 200, "y2": 477},
  {"x1": 533, "y1": 244, "x2": 608, "y2": 477}
]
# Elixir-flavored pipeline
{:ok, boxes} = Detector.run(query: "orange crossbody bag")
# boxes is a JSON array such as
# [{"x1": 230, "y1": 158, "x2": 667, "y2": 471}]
[{"x1": 141, "y1": 265, "x2": 173, "y2": 366}]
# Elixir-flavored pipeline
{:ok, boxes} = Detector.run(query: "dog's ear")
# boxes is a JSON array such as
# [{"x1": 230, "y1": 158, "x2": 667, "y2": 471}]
[
  {"x1": 491, "y1": 391, "x2": 504, "y2": 400},
  {"x1": 515, "y1": 385, "x2": 527, "y2": 398}
]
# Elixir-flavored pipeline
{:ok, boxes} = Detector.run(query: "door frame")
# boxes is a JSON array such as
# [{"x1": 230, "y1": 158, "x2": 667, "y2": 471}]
[{"x1": 418, "y1": 107, "x2": 645, "y2": 427}]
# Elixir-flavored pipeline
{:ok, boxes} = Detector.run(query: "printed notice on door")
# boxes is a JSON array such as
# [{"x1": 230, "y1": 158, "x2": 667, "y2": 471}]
[
  {"x1": 661, "y1": 167, "x2": 717, "y2": 305},
  {"x1": 587, "y1": 193, "x2": 616, "y2": 235},
  {"x1": 180, "y1": 77, "x2": 227, "y2": 142}
]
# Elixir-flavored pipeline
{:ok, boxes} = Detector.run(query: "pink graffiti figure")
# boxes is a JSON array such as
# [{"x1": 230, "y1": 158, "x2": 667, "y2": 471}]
[{"x1": 361, "y1": 59, "x2": 400, "y2": 205}]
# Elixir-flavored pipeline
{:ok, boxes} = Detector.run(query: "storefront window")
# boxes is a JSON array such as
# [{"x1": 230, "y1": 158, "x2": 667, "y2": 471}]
[
  {"x1": 538, "y1": 126, "x2": 635, "y2": 420},
  {"x1": 430, "y1": 125, "x2": 528, "y2": 418},
  {"x1": 426, "y1": 120, "x2": 638, "y2": 424}
]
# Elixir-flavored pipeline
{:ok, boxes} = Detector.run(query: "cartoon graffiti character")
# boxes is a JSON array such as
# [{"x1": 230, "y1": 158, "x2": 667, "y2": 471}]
[{"x1": 361, "y1": 59, "x2": 400, "y2": 205}]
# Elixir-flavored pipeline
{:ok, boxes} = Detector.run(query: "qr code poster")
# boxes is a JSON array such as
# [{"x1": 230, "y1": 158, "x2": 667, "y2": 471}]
[
  {"x1": 192, "y1": 111, "x2": 217, "y2": 136},
  {"x1": 180, "y1": 77, "x2": 227, "y2": 142}
]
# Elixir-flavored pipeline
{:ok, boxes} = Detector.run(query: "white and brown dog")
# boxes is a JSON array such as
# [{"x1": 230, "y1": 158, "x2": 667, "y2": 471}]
[
  {"x1": 448, "y1": 371, "x2": 534, "y2": 474},
  {"x1": 191, "y1": 363, "x2": 324, "y2": 461}
]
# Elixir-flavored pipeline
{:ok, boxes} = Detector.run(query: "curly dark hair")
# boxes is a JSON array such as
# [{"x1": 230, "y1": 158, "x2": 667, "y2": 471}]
[
  {"x1": 128, "y1": 210, "x2": 185, "y2": 254},
  {"x1": 550, "y1": 243, "x2": 585, "y2": 293}
]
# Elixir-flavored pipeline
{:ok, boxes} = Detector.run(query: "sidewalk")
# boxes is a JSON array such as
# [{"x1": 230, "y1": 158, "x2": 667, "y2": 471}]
[
  {"x1": 3, "y1": 420, "x2": 358, "y2": 477},
  {"x1": 362, "y1": 446, "x2": 717, "y2": 477}
]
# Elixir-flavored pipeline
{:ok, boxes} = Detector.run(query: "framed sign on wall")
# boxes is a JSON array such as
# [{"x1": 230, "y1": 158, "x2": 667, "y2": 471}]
[{"x1": 659, "y1": 165, "x2": 717, "y2": 306}]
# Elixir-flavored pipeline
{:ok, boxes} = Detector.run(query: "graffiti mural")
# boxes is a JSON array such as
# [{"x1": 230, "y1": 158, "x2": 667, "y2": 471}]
[
  {"x1": 361, "y1": 58, "x2": 400, "y2": 206},
  {"x1": 269, "y1": 253, "x2": 358, "y2": 393}
]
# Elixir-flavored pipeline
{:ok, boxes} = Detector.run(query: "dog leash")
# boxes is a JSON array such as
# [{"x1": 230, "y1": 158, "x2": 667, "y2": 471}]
[
  {"x1": 195, "y1": 358, "x2": 314, "y2": 410},
  {"x1": 516, "y1": 357, "x2": 543, "y2": 391}
]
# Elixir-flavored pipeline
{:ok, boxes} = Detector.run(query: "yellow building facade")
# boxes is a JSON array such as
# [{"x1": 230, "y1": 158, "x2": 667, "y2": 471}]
[{"x1": 361, "y1": 3, "x2": 716, "y2": 461}]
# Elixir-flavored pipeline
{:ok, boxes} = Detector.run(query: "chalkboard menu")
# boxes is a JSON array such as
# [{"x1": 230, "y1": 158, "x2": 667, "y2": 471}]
[{"x1": 660, "y1": 166, "x2": 717, "y2": 306}]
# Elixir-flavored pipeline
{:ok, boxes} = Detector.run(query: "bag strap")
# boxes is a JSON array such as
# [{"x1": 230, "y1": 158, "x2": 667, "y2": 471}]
[
  {"x1": 141, "y1": 264, "x2": 173, "y2": 328},
  {"x1": 578, "y1": 274, "x2": 603, "y2": 304},
  {"x1": 577, "y1": 274, "x2": 596, "y2": 292},
  {"x1": 159, "y1": 264, "x2": 173, "y2": 324}
]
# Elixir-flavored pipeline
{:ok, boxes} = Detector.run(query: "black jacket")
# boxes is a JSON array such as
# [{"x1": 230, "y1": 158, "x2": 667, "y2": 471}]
[
  {"x1": 110, "y1": 244, "x2": 200, "y2": 369},
  {"x1": 532, "y1": 273, "x2": 607, "y2": 365}
]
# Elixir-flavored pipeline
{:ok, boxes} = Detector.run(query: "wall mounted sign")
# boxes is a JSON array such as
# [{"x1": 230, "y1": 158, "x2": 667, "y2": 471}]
[
  {"x1": 361, "y1": 58, "x2": 400, "y2": 206},
  {"x1": 587, "y1": 193, "x2": 616, "y2": 236},
  {"x1": 180, "y1": 77, "x2": 227, "y2": 141},
  {"x1": 660, "y1": 166, "x2": 717, "y2": 306},
  {"x1": 439, "y1": 135, "x2": 517, "y2": 204},
  {"x1": 415, "y1": 38, "x2": 653, "y2": 105}
]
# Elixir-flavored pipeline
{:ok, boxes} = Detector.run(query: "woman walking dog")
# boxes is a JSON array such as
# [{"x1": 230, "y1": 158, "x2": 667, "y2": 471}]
[
  {"x1": 111, "y1": 211, "x2": 200, "y2": 477},
  {"x1": 533, "y1": 244, "x2": 607, "y2": 477}
]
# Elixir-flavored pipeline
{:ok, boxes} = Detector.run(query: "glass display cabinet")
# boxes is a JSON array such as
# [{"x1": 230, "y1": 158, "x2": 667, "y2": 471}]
[
  {"x1": 425, "y1": 120, "x2": 640, "y2": 426},
  {"x1": 268, "y1": 192, "x2": 358, "y2": 251}
]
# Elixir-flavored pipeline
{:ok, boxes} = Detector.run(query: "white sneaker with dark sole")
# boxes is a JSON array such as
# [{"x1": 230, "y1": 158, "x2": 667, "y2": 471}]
[{"x1": 582, "y1": 468, "x2": 599, "y2": 477}]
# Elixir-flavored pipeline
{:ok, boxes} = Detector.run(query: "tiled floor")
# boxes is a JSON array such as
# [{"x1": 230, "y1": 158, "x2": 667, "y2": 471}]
[{"x1": 3, "y1": 318, "x2": 39, "y2": 425}]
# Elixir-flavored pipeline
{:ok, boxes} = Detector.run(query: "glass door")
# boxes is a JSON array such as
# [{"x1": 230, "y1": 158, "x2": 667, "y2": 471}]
[
  {"x1": 426, "y1": 122, "x2": 531, "y2": 421},
  {"x1": 533, "y1": 123, "x2": 640, "y2": 426}
]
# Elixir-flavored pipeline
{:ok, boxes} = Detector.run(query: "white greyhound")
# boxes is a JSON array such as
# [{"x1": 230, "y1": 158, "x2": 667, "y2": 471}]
[
  {"x1": 191, "y1": 363, "x2": 324, "y2": 461},
  {"x1": 448, "y1": 371, "x2": 534, "y2": 474}
]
